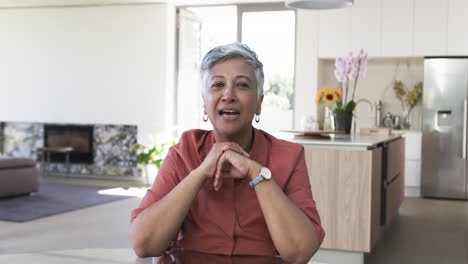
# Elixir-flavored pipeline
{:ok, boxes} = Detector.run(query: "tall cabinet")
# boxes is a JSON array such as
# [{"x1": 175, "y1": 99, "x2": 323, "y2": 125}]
[
  {"x1": 413, "y1": 0, "x2": 448, "y2": 56},
  {"x1": 381, "y1": 0, "x2": 413, "y2": 56},
  {"x1": 318, "y1": 0, "x2": 380, "y2": 57},
  {"x1": 448, "y1": 0, "x2": 468, "y2": 55}
]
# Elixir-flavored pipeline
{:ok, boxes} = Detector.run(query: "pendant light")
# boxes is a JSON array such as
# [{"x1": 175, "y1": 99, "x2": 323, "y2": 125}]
[{"x1": 285, "y1": 0, "x2": 354, "y2": 9}]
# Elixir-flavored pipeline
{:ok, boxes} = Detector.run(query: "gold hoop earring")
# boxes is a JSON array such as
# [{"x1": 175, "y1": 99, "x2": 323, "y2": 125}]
[
  {"x1": 203, "y1": 114, "x2": 208, "y2": 122},
  {"x1": 255, "y1": 115, "x2": 260, "y2": 123}
]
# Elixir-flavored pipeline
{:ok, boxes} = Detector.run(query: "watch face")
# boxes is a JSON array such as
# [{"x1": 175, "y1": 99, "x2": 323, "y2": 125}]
[{"x1": 261, "y1": 167, "x2": 272, "y2": 180}]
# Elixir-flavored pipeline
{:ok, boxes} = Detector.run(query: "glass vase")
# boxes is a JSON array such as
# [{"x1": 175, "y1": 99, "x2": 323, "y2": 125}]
[
  {"x1": 402, "y1": 108, "x2": 412, "y2": 129},
  {"x1": 324, "y1": 107, "x2": 335, "y2": 131}
]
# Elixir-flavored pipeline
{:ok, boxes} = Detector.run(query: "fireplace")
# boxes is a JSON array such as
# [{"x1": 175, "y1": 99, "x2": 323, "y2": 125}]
[{"x1": 44, "y1": 124, "x2": 94, "y2": 164}]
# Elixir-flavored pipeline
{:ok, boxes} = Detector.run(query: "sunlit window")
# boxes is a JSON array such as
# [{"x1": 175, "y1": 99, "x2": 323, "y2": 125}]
[
  {"x1": 176, "y1": 5, "x2": 296, "y2": 134},
  {"x1": 242, "y1": 10, "x2": 295, "y2": 133}
]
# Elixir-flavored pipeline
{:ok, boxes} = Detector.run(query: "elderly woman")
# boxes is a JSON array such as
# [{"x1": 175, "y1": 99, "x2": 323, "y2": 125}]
[{"x1": 129, "y1": 43, "x2": 325, "y2": 264}]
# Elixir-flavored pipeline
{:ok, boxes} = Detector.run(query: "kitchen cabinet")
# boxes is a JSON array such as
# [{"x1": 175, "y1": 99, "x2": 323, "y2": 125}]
[
  {"x1": 381, "y1": 0, "x2": 413, "y2": 57},
  {"x1": 316, "y1": 0, "x2": 465, "y2": 58},
  {"x1": 318, "y1": 0, "x2": 380, "y2": 58},
  {"x1": 393, "y1": 130, "x2": 422, "y2": 194},
  {"x1": 413, "y1": 0, "x2": 448, "y2": 56},
  {"x1": 288, "y1": 134, "x2": 405, "y2": 253},
  {"x1": 304, "y1": 146, "x2": 382, "y2": 252},
  {"x1": 448, "y1": 0, "x2": 468, "y2": 55},
  {"x1": 283, "y1": 134, "x2": 405, "y2": 263},
  {"x1": 384, "y1": 138, "x2": 405, "y2": 226},
  {"x1": 405, "y1": 160, "x2": 421, "y2": 187},
  {"x1": 351, "y1": 0, "x2": 381, "y2": 56},
  {"x1": 318, "y1": 8, "x2": 351, "y2": 58},
  {"x1": 403, "y1": 131, "x2": 422, "y2": 189}
]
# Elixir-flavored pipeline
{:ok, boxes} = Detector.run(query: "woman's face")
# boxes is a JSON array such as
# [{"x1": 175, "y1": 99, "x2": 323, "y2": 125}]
[{"x1": 203, "y1": 58, "x2": 262, "y2": 138}]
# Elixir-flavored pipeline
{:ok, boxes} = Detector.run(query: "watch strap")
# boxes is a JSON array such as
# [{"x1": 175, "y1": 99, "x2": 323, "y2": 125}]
[{"x1": 249, "y1": 175, "x2": 264, "y2": 188}]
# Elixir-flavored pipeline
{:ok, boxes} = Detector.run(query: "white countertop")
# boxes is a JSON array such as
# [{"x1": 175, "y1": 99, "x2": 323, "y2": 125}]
[{"x1": 276, "y1": 132, "x2": 402, "y2": 149}]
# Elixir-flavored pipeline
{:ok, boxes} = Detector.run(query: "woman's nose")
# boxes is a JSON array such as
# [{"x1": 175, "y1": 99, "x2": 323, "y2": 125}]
[{"x1": 221, "y1": 83, "x2": 237, "y2": 102}]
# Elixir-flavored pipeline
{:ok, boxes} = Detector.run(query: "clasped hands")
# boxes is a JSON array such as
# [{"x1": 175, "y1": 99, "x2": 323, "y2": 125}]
[{"x1": 196, "y1": 142, "x2": 262, "y2": 191}]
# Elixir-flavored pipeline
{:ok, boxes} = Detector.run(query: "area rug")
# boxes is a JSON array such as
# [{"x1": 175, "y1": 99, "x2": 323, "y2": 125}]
[{"x1": 0, "y1": 183, "x2": 131, "y2": 222}]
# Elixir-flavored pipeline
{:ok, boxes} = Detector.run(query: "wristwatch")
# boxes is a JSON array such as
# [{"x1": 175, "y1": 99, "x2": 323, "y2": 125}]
[{"x1": 249, "y1": 167, "x2": 272, "y2": 188}]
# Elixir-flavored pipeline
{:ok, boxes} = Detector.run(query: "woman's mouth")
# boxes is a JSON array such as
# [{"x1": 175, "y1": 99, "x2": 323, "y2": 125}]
[{"x1": 219, "y1": 109, "x2": 240, "y2": 120}]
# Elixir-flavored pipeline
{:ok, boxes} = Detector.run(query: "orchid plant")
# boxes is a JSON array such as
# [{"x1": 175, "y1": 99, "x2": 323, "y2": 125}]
[{"x1": 333, "y1": 49, "x2": 368, "y2": 114}]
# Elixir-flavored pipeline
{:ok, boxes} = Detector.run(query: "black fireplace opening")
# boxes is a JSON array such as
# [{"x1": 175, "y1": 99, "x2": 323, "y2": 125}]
[{"x1": 44, "y1": 124, "x2": 94, "y2": 164}]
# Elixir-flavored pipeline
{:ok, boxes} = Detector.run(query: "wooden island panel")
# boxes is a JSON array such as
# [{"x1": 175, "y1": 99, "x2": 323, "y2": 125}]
[
  {"x1": 304, "y1": 146, "x2": 382, "y2": 252},
  {"x1": 385, "y1": 138, "x2": 405, "y2": 226}
]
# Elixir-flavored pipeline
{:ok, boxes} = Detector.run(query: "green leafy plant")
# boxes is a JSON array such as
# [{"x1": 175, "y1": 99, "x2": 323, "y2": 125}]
[
  {"x1": 265, "y1": 74, "x2": 294, "y2": 110},
  {"x1": 0, "y1": 122, "x2": 5, "y2": 154},
  {"x1": 129, "y1": 140, "x2": 176, "y2": 169}
]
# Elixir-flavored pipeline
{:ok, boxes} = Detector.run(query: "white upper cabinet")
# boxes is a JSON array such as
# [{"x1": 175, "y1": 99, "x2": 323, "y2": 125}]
[
  {"x1": 351, "y1": 0, "x2": 381, "y2": 57},
  {"x1": 318, "y1": 0, "x2": 380, "y2": 58},
  {"x1": 413, "y1": 0, "x2": 448, "y2": 56},
  {"x1": 447, "y1": 0, "x2": 468, "y2": 55},
  {"x1": 316, "y1": 0, "x2": 461, "y2": 58},
  {"x1": 381, "y1": 0, "x2": 413, "y2": 57},
  {"x1": 318, "y1": 8, "x2": 352, "y2": 58}
]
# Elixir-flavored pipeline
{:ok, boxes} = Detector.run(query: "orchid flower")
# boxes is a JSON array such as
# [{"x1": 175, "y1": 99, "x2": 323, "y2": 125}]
[
  {"x1": 332, "y1": 49, "x2": 368, "y2": 110},
  {"x1": 346, "y1": 55, "x2": 358, "y2": 81},
  {"x1": 334, "y1": 57, "x2": 347, "y2": 83},
  {"x1": 359, "y1": 51, "x2": 368, "y2": 79},
  {"x1": 334, "y1": 58, "x2": 343, "y2": 82}
]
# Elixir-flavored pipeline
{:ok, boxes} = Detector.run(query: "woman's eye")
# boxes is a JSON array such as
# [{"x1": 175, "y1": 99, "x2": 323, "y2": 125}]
[
  {"x1": 237, "y1": 82, "x2": 249, "y2": 88},
  {"x1": 211, "y1": 82, "x2": 224, "y2": 88}
]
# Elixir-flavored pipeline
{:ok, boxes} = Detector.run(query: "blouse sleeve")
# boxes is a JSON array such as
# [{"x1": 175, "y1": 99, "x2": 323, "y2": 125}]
[
  {"x1": 130, "y1": 147, "x2": 182, "y2": 221},
  {"x1": 284, "y1": 146, "x2": 325, "y2": 245}
]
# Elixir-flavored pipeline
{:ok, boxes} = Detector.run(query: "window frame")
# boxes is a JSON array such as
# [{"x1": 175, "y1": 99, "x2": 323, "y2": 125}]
[{"x1": 174, "y1": 3, "x2": 297, "y2": 131}]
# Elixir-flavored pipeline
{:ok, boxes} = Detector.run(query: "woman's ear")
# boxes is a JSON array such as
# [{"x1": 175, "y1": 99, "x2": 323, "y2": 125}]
[{"x1": 256, "y1": 95, "x2": 264, "y2": 115}]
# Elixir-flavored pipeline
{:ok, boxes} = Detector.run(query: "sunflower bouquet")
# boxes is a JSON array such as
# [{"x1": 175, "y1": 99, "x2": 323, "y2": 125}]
[{"x1": 315, "y1": 87, "x2": 342, "y2": 105}]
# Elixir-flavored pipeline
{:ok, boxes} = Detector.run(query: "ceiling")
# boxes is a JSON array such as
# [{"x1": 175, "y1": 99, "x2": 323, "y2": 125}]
[{"x1": 0, "y1": 0, "x2": 283, "y2": 8}]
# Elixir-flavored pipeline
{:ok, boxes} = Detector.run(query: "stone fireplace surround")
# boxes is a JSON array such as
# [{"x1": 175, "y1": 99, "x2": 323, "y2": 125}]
[{"x1": 0, "y1": 121, "x2": 139, "y2": 178}]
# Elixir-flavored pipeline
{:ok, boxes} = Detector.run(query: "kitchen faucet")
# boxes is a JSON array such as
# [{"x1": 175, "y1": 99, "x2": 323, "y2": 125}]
[{"x1": 353, "y1": 98, "x2": 375, "y2": 135}]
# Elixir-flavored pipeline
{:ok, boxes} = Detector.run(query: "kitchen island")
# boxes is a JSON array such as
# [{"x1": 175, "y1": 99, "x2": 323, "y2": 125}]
[{"x1": 280, "y1": 133, "x2": 405, "y2": 264}]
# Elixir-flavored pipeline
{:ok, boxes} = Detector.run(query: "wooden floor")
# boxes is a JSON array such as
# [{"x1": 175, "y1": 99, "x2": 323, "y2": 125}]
[
  {"x1": 0, "y1": 176, "x2": 467, "y2": 263},
  {"x1": 366, "y1": 197, "x2": 468, "y2": 264}
]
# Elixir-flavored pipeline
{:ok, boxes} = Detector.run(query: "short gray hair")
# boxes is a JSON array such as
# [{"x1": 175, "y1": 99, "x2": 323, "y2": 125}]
[{"x1": 200, "y1": 42, "x2": 264, "y2": 98}]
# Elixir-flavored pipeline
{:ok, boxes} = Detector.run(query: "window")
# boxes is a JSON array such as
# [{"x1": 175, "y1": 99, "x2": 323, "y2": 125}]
[{"x1": 176, "y1": 4, "x2": 296, "y2": 134}]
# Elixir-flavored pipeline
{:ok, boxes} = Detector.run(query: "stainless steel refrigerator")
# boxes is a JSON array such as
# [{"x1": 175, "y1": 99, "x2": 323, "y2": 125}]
[{"x1": 422, "y1": 57, "x2": 468, "y2": 200}]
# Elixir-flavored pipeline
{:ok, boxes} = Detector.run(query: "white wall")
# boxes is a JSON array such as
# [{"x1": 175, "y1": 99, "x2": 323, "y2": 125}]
[
  {"x1": 294, "y1": 9, "x2": 319, "y2": 129},
  {"x1": 0, "y1": 4, "x2": 176, "y2": 145}
]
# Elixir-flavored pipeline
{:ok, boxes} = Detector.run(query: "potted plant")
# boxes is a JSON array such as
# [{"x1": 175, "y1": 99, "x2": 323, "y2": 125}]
[
  {"x1": 315, "y1": 49, "x2": 368, "y2": 133},
  {"x1": 393, "y1": 80, "x2": 423, "y2": 129},
  {"x1": 0, "y1": 122, "x2": 6, "y2": 155},
  {"x1": 129, "y1": 140, "x2": 175, "y2": 186}
]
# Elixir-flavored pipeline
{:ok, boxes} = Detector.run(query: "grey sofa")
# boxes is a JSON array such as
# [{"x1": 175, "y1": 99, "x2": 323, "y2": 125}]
[{"x1": 0, "y1": 157, "x2": 38, "y2": 198}]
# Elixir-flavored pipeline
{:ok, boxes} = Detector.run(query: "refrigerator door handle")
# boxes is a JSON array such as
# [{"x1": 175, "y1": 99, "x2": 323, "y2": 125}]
[{"x1": 464, "y1": 99, "x2": 467, "y2": 159}]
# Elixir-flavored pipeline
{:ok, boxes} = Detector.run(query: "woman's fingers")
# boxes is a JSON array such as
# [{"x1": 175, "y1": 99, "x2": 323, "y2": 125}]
[
  {"x1": 213, "y1": 150, "x2": 253, "y2": 190},
  {"x1": 214, "y1": 155, "x2": 227, "y2": 191},
  {"x1": 199, "y1": 142, "x2": 250, "y2": 184},
  {"x1": 219, "y1": 142, "x2": 249, "y2": 157}
]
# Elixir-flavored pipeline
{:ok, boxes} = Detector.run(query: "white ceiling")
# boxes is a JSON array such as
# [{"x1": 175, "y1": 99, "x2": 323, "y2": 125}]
[{"x1": 0, "y1": 0, "x2": 283, "y2": 8}]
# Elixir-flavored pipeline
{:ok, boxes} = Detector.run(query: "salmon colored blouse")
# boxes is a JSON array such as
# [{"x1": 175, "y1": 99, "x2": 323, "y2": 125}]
[{"x1": 131, "y1": 128, "x2": 325, "y2": 256}]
